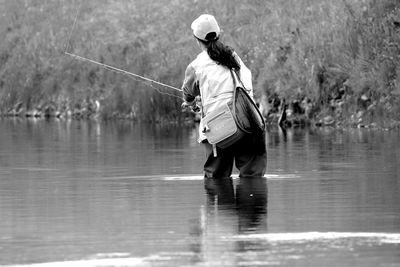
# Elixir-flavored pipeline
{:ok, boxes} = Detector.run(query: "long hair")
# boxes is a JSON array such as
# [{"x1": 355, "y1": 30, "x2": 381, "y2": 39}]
[{"x1": 198, "y1": 32, "x2": 240, "y2": 71}]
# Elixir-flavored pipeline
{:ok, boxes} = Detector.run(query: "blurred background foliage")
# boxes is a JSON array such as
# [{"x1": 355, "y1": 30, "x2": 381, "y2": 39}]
[{"x1": 0, "y1": 0, "x2": 399, "y2": 127}]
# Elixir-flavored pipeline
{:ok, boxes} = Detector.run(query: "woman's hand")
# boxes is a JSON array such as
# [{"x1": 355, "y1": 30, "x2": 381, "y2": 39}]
[{"x1": 181, "y1": 100, "x2": 200, "y2": 113}]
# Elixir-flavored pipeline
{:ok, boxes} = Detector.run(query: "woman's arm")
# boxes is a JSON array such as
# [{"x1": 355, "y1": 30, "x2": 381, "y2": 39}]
[{"x1": 182, "y1": 64, "x2": 200, "y2": 103}]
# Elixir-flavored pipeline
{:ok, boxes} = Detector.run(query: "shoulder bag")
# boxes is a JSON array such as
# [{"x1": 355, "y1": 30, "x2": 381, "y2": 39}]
[{"x1": 202, "y1": 69, "x2": 265, "y2": 156}]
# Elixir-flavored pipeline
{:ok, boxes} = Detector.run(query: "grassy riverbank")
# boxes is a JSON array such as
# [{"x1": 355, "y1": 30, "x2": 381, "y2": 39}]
[{"x1": 0, "y1": 0, "x2": 399, "y2": 128}]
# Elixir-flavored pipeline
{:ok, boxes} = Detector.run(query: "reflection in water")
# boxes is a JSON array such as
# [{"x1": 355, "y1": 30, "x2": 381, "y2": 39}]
[
  {"x1": 236, "y1": 177, "x2": 268, "y2": 234},
  {"x1": 203, "y1": 177, "x2": 268, "y2": 234},
  {"x1": 189, "y1": 177, "x2": 268, "y2": 265},
  {"x1": 0, "y1": 119, "x2": 399, "y2": 266}
]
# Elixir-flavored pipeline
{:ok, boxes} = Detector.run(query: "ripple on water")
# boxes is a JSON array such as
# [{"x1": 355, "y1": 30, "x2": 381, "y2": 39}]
[{"x1": 229, "y1": 231, "x2": 400, "y2": 244}]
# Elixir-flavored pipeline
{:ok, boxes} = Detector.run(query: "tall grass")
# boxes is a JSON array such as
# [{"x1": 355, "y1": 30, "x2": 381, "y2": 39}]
[{"x1": 0, "y1": 0, "x2": 399, "y2": 126}]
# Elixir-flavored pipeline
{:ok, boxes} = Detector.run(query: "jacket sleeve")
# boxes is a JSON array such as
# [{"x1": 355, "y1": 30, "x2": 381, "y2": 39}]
[
  {"x1": 239, "y1": 64, "x2": 254, "y2": 98},
  {"x1": 181, "y1": 64, "x2": 200, "y2": 103},
  {"x1": 235, "y1": 55, "x2": 254, "y2": 98}
]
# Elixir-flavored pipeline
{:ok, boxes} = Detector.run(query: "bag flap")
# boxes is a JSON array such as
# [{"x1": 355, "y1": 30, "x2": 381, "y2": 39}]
[{"x1": 203, "y1": 104, "x2": 238, "y2": 144}]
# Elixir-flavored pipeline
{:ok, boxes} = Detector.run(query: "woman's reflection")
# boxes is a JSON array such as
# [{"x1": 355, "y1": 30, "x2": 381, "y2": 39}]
[
  {"x1": 204, "y1": 177, "x2": 236, "y2": 207},
  {"x1": 204, "y1": 176, "x2": 268, "y2": 233},
  {"x1": 236, "y1": 176, "x2": 268, "y2": 233},
  {"x1": 189, "y1": 177, "x2": 268, "y2": 264}
]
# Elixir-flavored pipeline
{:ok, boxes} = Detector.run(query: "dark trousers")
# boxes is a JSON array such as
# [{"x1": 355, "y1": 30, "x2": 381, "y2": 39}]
[{"x1": 202, "y1": 132, "x2": 267, "y2": 179}]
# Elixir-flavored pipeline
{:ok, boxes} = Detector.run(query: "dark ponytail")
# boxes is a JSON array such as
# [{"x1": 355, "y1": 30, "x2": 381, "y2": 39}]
[{"x1": 198, "y1": 32, "x2": 240, "y2": 71}]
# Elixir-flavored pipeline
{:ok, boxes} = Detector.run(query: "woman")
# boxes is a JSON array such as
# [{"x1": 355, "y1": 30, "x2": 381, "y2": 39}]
[{"x1": 182, "y1": 14, "x2": 266, "y2": 179}]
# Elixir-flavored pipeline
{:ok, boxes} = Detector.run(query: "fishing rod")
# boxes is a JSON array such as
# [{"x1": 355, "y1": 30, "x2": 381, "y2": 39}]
[
  {"x1": 64, "y1": 1, "x2": 182, "y2": 95},
  {"x1": 64, "y1": 52, "x2": 182, "y2": 93}
]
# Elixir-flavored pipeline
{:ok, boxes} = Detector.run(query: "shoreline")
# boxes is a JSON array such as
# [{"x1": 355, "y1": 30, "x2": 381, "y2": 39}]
[{"x1": 2, "y1": 110, "x2": 399, "y2": 131}]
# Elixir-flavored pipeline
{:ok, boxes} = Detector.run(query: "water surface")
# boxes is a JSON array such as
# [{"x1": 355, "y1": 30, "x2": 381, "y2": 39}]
[{"x1": 0, "y1": 119, "x2": 399, "y2": 266}]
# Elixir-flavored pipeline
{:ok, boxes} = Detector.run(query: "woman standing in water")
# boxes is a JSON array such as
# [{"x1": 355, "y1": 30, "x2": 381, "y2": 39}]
[{"x1": 182, "y1": 14, "x2": 266, "y2": 179}]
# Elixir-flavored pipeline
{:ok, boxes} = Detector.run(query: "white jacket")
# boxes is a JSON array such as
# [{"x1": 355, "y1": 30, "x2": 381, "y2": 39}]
[{"x1": 182, "y1": 51, "x2": 253, "y2": 142}]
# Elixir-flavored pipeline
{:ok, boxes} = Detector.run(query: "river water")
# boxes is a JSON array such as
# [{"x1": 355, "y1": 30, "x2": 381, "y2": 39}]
[{"x1": 0, "y1": 119, "x2": 399, "y2": 267}]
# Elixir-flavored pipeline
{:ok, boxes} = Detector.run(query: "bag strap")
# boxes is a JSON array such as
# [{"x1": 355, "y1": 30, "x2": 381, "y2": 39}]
[
  {"x1": 231, "y1": 69, "x2": 245, "y2": 91},
  {"x1": 230, "y1": 69, "x2": 239, "y2": 117}
]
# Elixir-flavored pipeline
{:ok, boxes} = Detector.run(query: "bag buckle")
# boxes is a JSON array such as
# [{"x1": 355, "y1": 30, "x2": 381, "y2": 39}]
[{"x1": 202, "y1": 124, "x2": 210, "y2": 133}]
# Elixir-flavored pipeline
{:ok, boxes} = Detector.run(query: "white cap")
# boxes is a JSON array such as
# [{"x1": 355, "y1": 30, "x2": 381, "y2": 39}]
[{"x1": 191, "y1": 14, "x2": 221, "y2": 41}]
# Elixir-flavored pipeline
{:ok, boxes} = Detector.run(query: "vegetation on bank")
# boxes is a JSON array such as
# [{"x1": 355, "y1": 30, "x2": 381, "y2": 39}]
[{"x1": 0, "y1": 0, "x2": 399, "y2": 129}]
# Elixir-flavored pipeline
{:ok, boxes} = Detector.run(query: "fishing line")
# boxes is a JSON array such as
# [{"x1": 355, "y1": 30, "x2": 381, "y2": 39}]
[
  {"x1": 64, "y1": 1, "x2": 182, "y2": 98},
  {"x1": 63, "y1": 0, "x2": 82, "y2": 54}
]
